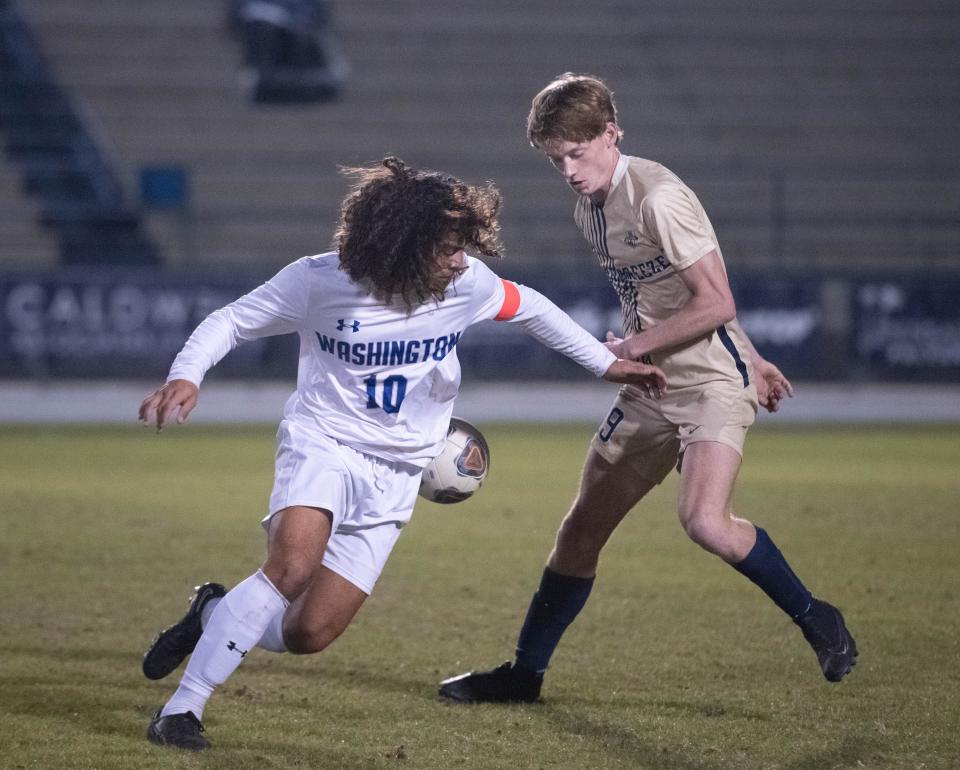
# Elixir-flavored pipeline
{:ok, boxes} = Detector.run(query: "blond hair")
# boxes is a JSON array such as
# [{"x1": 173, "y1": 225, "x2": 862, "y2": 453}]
[{"x1": 527, "y1": 72, "x2": 622, "y2": 147}]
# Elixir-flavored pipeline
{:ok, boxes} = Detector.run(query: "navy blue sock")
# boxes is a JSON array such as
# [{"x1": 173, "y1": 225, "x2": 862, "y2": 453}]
[
  {"x1": 514, "y1": 567, "x2": 594, "y2": 675},
  {"x1": 733, "y1": 527, "x2": 813, "y2": 620}
]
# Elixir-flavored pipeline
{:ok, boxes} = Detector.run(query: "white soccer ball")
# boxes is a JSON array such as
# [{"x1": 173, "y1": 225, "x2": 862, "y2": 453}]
[{"x1": 418, "y1": 417, "x2": 491, "y2": 504}]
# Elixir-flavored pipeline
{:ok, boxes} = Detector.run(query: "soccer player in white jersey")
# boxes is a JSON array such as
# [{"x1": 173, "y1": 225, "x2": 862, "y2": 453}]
[
  {"x1": 439, "y1": 74, "x2": 857, "y2": 704},
  {"x1": 137, "y1": 156, "x2": 667, "y2": 751}
]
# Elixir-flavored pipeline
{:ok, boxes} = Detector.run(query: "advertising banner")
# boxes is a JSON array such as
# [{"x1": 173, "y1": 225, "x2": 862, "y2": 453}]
[
  {"x1": 2, "y1": 267, "x2": 958, "y2": 382},
  {"x1": 0, "y1": 269, "x2": 287, "y2": 379},
  {"x1": 854, "y1": 278, "x2": 960, "y2": 380}
]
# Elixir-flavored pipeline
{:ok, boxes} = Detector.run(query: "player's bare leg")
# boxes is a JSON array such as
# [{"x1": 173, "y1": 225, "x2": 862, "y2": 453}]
[
  {"x1": 260, "y1": 505, "x2": 368, "y2": 654},
  {"x1": 675, "y1": 441, "x2": 754, "y2": 562},
  {"x1": 440, "y1": 446, "x2": 663, "y2": 703},
  {"x1": 280, "y1": 567, "x2": 367, "y2": 653},
  {"x1": 263, "y1": 504, "x2": 335, "y2": 596},
  {"x1": 677, "y1": 441, "x2": 857, "y2": 681},
  {"x1": 548, "y1": 446, "x2": 663, "y2": 577}
]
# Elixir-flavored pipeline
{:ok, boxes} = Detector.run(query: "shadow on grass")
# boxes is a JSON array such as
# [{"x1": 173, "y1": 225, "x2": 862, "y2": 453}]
[
  {"x1": 247, "y1": 655, "x2": 431, "y2": 701},
  {"x1": 1, "y1": 675, "x2": 157, "y2": 743},
  {"x1": 556, "y1": 694, "x2": 772, "y2": 722},
  {"x1": 778, "y1": 735, "x2": 884, "y2": 770},
  {"x1": 2, "y1": 658, "x2": 887, "y2": 770},
  {"x1": 541, "y1": 701, "x2": 883, "y2": 770},
  {"x1": 543, "y1": 703, "x2": 724, "y2": 770},
  {"x1": 1, "y1": 643, "x2": 142, "y2": 667}
]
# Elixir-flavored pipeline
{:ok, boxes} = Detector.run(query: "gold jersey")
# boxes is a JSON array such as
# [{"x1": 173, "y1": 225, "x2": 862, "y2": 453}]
[{"x1": 574, "y1": 154, "x2": 751, "y2": 390}]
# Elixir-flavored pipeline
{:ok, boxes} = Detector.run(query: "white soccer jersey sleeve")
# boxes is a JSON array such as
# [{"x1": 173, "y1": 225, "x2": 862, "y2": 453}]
[
  {"x1": 165, "y1": 253, "x2": 613, "y2": 465},
  {"x1": 167, "y1": 260, "x2": 309, "y2": 386},
  {"x1": 492, "y1": 280, "x2": 616, "y2": 377}
]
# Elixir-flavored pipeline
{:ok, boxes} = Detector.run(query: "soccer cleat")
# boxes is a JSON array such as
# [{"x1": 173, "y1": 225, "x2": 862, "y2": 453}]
[
  {"x1": 146, "y1": 709, "x2": 210, "y2": 751},
  {"x1": 142, "y1": 582, "x2": 226, "y2": 680},
  {"x1": 796, "y1": 598, "x2": 858, "y2": 682},
  {"x1": 439, "y1": 661, "x2": 543, "y2": 703}
]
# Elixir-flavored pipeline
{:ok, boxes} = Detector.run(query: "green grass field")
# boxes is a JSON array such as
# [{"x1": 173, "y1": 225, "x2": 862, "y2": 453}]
[{"x1": 1, "y1": 423, "x2": 958, "y2": 770}]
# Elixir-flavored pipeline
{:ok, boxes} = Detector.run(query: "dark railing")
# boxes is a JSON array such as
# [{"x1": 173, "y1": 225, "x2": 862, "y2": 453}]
[{"x1": 0, "y1": 0, "x2": 158, "y2": 264}]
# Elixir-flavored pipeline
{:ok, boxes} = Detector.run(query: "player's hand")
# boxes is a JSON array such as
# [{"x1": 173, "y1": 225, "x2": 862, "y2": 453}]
[
  {"x1": 603, "y1": 359, "x2": 667, "y2": 398},
  {"x1": 604, "y1": 329, "x2": 651, "y2": 361},
  {"x1": 752, "y1": 358, "x2": 794, "y2": 413},
  {"x1": 603, "y1": 330, "x2": 626, "y2": 357},
  {"x1": 139, "y1": 379, "x2": 199, "y2": 431}
]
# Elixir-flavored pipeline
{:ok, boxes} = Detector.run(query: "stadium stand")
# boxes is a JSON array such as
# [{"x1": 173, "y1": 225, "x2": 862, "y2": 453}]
[
  {"x1": 1, "y1": 0, "x2": 157, "y2": 264},
  {"x1": 228, "y1": 0, "x2": 349, "y2": 104},
  {"x1": 0, "y1": 156, "x2": 57, "y2": 267},
  {"x1": 0, "y1": 3, "x2": 58, "y2": 265},
  {"x1": 9, "y1": 0, "x2": 960, "y2": 271}
]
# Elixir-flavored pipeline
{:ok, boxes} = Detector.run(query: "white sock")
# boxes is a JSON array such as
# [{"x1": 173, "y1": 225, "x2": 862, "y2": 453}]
[
  {"x1": 200, "y1": 598, "x2": 221, "y2": 630},
  {"x1": 204, "y1": 595, "x2": 286, "y2": 652},
  {"x1": 161, "y1": 569, "x2": 288, "y2": 719},
  {"x1": 256, "y1": 610, "x2": 288, "y2": 653}
]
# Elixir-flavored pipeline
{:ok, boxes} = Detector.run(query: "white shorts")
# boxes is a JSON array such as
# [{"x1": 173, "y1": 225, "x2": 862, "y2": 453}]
[{"x1": 262, "y1": 419, "x2": 422, "y2": 595}]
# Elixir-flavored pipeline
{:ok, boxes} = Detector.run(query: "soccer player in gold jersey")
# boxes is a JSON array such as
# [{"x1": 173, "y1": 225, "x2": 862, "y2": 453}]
[{"x1": 440, "y1": 74, "x2": 857, "y2": 703}]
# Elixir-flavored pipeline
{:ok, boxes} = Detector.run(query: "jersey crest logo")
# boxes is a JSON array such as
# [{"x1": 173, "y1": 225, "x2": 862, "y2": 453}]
[
  {"x1": 623, "y1": 231, "x2": 641, "y2": 248},
  {"x1": 337, "y1": 319, "x2": 361, "y2": 332}
]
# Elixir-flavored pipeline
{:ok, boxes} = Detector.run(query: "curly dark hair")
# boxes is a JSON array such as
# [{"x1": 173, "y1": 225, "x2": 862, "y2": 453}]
[{"x1": 335, "y1": 157, "x2": 503, "y2": 310}]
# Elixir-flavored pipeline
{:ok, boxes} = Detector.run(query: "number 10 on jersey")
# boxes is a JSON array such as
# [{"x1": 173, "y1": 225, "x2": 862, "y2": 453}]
[{"x1": 364, "y1": 374, "x2": 407, "y2": 414}]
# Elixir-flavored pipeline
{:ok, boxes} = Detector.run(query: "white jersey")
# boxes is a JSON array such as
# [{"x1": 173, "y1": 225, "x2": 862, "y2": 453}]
[{"x1": 168, "y1": 252, "x2": 615, "y2": 466}]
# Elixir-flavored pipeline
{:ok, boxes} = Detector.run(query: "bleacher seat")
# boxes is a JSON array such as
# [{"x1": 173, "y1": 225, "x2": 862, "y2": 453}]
[
  {"x1": 1, "y1": 0, "x2": 157, "y2": 264},
  {"x1": 12, "y1": 0, "x2": 960, "y2": 271}
]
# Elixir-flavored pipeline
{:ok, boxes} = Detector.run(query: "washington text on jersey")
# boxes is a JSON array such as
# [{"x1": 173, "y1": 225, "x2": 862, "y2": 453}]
[{"x1": 315, "y1": 331, "x2": 462, "y2": 366}]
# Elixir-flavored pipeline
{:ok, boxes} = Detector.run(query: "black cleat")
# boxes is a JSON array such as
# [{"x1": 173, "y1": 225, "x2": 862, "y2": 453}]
[
  {"x1": 796, "y1": 598, "x2": 858, "y2": 682},
  {"x1": 146, "y1": 709, "x2": 210, "y2": 751},
  {"x1": 142, "y1": 582, "x2": 226, "y2": 680},
  {"x1": 439, "y1": 662, "x2": 543, "y2": 703}
]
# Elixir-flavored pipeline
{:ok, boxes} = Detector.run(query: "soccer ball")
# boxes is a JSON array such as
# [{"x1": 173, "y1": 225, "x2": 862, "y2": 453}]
[{"x1": 418, "y1": 417, "x2": 490, "y2": 504}]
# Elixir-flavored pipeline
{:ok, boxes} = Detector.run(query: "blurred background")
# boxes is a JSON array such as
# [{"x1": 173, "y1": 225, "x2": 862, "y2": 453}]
[{"x1": 1, "y1": 0, "x2": 958, "y2": 422}]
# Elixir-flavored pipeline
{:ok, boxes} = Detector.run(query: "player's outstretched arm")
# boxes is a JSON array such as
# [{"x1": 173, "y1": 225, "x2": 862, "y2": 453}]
[
  {"x1": 138, "y1": 260, "x2": 311, "y2": 432},
  {"x1": 602, "y1": 359, "x2": 666, "y2": 397},
  {"x1": 139, "y1": 379, "x2": 199, "y2": 431}
]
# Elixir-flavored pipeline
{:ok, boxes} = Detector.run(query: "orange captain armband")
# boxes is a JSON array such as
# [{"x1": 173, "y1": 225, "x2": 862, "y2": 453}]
[{"x1": 494, "y1": 279, "x2": 521, "y2": 321}]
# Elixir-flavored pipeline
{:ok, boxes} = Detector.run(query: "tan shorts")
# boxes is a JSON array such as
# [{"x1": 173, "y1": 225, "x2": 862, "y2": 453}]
[{"x1": 590, "y1": 382, "x2": 759, "y2": 484}]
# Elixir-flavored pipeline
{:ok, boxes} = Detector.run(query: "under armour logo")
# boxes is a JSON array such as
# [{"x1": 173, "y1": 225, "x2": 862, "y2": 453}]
[
  {"x1": 337, "y1": 319, "x2": 360, "y2": 332},
  {"x1": 226, "y1": 640, "x2": 248, "y2": 658}
]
